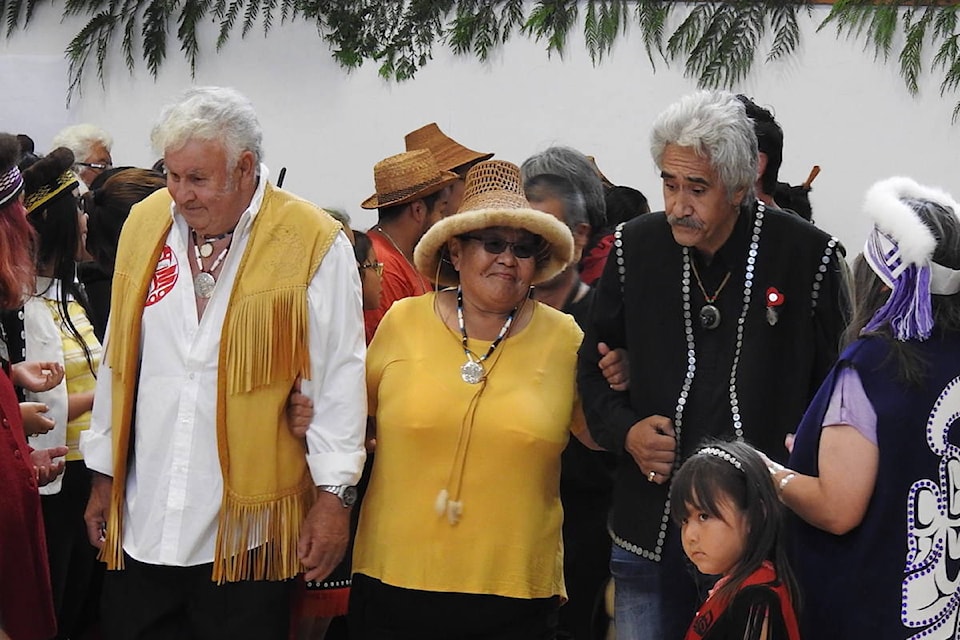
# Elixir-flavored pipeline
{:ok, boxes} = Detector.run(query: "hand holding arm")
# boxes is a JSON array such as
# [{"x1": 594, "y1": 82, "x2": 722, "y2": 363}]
[
  {"x1": 598, "y1": 343, "x2": 631, "y2": 392},
  {"x1": 286, "y1": 376, "x2": 314, "y2": 439},
  {"x1": 624, "y1": 415, "x2": 677, "y2": 484}
]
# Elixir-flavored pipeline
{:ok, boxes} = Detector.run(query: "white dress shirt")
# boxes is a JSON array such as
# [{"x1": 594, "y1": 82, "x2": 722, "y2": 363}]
[{"x1": 80, "y1": 166, "x2": 367, "y2": 567}]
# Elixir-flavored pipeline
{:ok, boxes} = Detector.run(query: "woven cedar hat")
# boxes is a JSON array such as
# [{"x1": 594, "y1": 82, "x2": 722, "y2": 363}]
[
  {"x1": 361, "y1": 149, "x2": 459, "y2": 210},
  {"x1": 404, "y1": 123, "x2": 493, "y2": 174},
  {"x1": 414, "y1": 160, "x2": 573, "y2": 287},
  {"x1": 23, "y1": 147, "x2": 79, "y2": 214}
]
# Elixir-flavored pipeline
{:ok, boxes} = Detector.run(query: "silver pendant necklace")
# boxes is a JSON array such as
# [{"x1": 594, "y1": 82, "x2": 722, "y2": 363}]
[
  {"x1": 192, "y1": 230, "x2": 233, "y2": 299},
  {"x1": 457, "y1": 286, "x2": 517, "y2": 384},
  {"x1": 690, "y1": 259, "x2": 732, "y2": 330}
]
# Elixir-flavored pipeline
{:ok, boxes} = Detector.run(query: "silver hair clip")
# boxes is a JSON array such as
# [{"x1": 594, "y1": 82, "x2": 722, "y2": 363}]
[{"x1": 698, "y1": 446, "x2": 743, "y2": 470}]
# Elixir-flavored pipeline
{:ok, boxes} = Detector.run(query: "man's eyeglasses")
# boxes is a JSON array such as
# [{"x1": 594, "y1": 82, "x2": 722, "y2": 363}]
[
  {"x1": 459, "y1": 234, "x2": 541, "y2": 260},
  {"x1": 76, "y1": 162, "x2": 112, "y2": 171},
  {"x1": 359, "y1": 261, "x2": 384, "y2": 277}
]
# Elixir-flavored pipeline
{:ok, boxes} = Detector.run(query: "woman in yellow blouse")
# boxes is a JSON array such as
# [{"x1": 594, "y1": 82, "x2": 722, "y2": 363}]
[
  {"x1": 22, "y1": 147, "x2": 103, "y2": 640},
  {"x1": 350, "y1": 160, "x2": 597, "y2": 639}
]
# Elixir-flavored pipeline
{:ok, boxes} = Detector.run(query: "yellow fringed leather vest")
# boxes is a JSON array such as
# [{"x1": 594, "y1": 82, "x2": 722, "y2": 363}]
[{"x1": 103, "y1": 184, "x2": 340, "y2": 583}]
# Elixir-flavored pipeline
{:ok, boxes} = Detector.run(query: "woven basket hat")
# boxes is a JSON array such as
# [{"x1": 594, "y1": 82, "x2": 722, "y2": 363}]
[
  {"x1": 414, "y1": 160, "x2": 574, "y2": 287},
  {"x1": 361, "y1": 149, "x2": 459, "y2": 210},
  {"x1": 405, "y1": 123, "x2": 493, "y2": 174}
]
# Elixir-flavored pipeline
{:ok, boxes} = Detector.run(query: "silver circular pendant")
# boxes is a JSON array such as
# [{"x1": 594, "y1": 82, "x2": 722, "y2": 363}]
[
  {"x1": 199, "y1": 242, "x2": 214, "y2": 258},
  {"x1": 460, "y1": 360, "x2": 485, "y2": 384},
  {"x1": 699, "y1": 304, "x2": 721, "y2": 330},
  {"x1": 194, "y1": 271, "x2": 217, "y2": 299}
]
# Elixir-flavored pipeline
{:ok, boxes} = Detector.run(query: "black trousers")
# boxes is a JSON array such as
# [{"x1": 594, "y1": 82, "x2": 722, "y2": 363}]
[
  {"x1": 41, "y1": 460, "x2": 103, "y2": 640},
  {"x1": 101, "y1": 553, "x2": 291, "y2": 640},
  {"x1": 349, "y1": 573, "x2": 560, "y2": 640}
]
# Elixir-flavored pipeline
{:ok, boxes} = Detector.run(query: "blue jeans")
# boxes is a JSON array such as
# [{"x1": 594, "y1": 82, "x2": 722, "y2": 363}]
[{"x1": 610, "y1": 526, "x2": 707, "y2": 640}]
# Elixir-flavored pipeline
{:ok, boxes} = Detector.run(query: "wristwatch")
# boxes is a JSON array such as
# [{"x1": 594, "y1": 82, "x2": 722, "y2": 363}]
[{"x1": 319, "y1": 484, "x2": 358, "y2": 508}]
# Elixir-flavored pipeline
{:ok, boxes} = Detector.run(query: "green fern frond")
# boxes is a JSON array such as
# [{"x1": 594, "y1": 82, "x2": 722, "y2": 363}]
[
  {"x1": 241, "y1": 0, "x2": 259, "y2": 38},
  {"x1": 584, "y1": 0, "x2": 599, "y2": 63},
  {"x1": 141, "y1": 0, "x2": 168, "y2": 77},
  {"x1": 177, "y1": 0, "x2": 207, "y2": 76},
  {"x1": 121, "y1": 9, "x2": 136, "y2": 70},
  {"x1": 217, "y1": 0, "x2": 243, "y2": 49},
  {"x1": 524, "y1": 0, "x2": 578, "y2": 58},
  {"x1": 666, "y1": 3, "x2": 709, "y2": 60},
  {"x1": 5, "y1": 0, "x2": 24, "y2": 35},
  {"x1": 767, "y1": 4, "x2": 803, "y2": 63},
  {"x1": 634, "y1": 0, "x2": 670, "y2": 68},
  {"x1": 65, "y1": 10, "x2": 116, "y2": 98},
  {"x1": 900, "y1": 7, "x2": 933, "y2": 95}
]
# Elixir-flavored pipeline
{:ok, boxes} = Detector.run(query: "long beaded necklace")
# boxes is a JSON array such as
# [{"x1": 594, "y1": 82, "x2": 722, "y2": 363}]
[
  {"x1": 689, "y1": 260, "x2": 732, "y2": 330},
  {"x1": 191, "y1": 229, "x2": 234, "y2": 299},
  {"x1": 457, "y1": 285, "x2": 518, "y2": 384},
  {"x1": 375, "y1": 225, "x2": 428, "y2": 294}
]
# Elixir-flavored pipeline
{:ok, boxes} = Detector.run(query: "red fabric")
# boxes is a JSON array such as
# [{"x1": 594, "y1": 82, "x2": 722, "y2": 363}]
[
  {"x1": 363, "y1": 229, "x2": 432, "y2": 344},
  {"x1": 684, "y1": 563, "x2": 799, "y2": 640},
  {"x1": 579, "y1": 233, "x2": 614, "y2": 286},
  {"x1": 0, "y1": 368, "x2": 56, "y2": 640}
]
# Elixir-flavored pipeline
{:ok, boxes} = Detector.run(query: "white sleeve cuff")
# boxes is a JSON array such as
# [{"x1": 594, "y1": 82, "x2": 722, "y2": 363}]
[
  {"x1": 306, "y1": 450, "x2": 367, "y2": 486},
  {"x1": 78, "y1": 428, "x2": 114, "y2": 477}
]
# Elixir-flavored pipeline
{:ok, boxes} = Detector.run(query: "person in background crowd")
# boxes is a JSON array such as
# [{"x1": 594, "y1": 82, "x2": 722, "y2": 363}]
[
  {"x1": 81, "y1": 167, "x2": 166, "y2": 341},
  {"x1": 0, "y1": 131, "x2": 70, "y2": 640},
  {"x1": 405, "y1": 122, "x2": 493, "y2": 216},
  {"x1": 51, "y1": 124, "x2": 114, "y2": 189},
  {"x1": 521, "y1": 147, "x2": 608, "y2": 286},
  {"x1": 80, "y1": 86, "x2": 367, "y2": 638},
  {"x1": 578, "y1": 90, "x2": 848, "y2": 640},
  {"x1": 361, "y1": 149, "x2": 457, "y2": 343},
  {"x1": 22, "y1": 146, "x2": 104, "y2": 640},
  {"x1": 604, "y1": 185, "x2": 650, "y2": 229},
  {"x1": 350, "y1": 160, "x2": 594, "y2": 639},
  {"x1": 524, "y1": 170, "x2": 618, "y2": 640},
  {"x1": 776, "y1": 177, "x2": 960, "y2": 639}
]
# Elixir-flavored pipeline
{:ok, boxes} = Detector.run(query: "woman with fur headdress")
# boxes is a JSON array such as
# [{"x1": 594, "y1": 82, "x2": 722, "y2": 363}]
[{"x1": 771, "y1": 177, "x2": 960, "y2": 639}]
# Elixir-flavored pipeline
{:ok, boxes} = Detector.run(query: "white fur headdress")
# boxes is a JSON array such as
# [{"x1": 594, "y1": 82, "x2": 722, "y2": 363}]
[{"x1": 862, "y1": 176, "x2": 960, "y2": 341}]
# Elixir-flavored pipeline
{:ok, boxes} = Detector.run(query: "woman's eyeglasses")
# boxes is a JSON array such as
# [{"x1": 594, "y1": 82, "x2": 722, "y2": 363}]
[
  {"x1": 459, "y1": 234, "x2": 541, "y2": 260},
  {"x1": 76, "y1": 162, "x2": 112, "y2": 171},
  {"x1": 359, "y1": 261, "x2": 384, "y2": 277}
]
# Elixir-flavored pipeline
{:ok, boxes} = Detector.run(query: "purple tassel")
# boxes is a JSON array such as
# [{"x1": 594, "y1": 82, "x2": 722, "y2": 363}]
[{"x1": 864, "y1": 264, "x2": 934, "y2": 341}]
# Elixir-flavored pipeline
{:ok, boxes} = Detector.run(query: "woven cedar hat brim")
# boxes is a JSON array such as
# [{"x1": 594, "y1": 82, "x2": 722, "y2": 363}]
[
  {"x1": 405, "y1": 123, "x2": 493, "y2": 174},
  {"x1": 361, "y1": 149, "x2": 459, "y2": 210},
  {"x1": 414, "y1": 206, "x2": 574, "y2": 288}
]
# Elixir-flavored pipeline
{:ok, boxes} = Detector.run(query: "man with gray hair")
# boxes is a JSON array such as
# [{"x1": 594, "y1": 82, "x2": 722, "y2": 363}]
[
  {"x1": 80, "y1": 86, "x2": 366, "y2": 637},
  {"x1": 577, "y1": 91, "x2": 848, "y2": 638},
  {"x1": 51, "y1": 123, "x2": 114, "y2": 187}
]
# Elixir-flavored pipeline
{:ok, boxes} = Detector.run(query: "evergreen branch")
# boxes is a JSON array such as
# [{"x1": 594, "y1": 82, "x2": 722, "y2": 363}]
[
  {"x1": 177, "y1": 0, "x2": 206, "y2": 75},
  {"x1": 633, "y1": 0, "x2": 670, "y2": 68},
  {"x1": 666, "y1": 3, "x2": 708, "y2": 60},
  {"x1": 5, "y1": 0, "x2": 24, "y2": 35},
  {"x1": 524, "y1": 0, "x2": 578, "y2": 58},
  {"x1": 766, "y1": 4, "x2": 803, "y2": 63},
  {"x1": 65, "y1": 11, "x2": 116, "y2": 99},
  {"x1": 141, "y1": 0, "x2": 168, "y2": 77},
  {"x1": 242, "y1": 0, "x2": 259, "y2": 38},
  {"x1": 899, "y1": 6, "x2": 933, "y2": 96},
  {"x1": 584, "y1": 0, "x2": 599, "y2": 63},
  {"x1": 217, "y1": 0, "x2": 243, "y2": 49}
]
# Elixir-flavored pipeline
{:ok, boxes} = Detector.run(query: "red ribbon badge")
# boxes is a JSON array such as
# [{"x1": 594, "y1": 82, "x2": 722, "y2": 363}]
[{"x1": 765, "y1": 287, "x2": 785, "y2": 308}]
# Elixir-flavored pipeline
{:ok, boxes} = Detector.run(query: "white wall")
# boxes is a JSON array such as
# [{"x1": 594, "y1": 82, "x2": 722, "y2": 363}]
[{"x1": 3, "y1": 5, "x2": 959, "y2": 253}]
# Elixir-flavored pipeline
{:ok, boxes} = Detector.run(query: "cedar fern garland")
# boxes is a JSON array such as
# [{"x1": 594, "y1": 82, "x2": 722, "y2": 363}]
[{"x1": 2, "y1": 0, "x2": 959, "y2": 120}]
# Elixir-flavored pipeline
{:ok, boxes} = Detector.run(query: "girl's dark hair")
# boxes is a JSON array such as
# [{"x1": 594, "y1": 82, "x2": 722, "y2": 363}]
[
  {"x1": 83, "y1": 168, "x2": 166, "y2": 273},
  {"x1": 670, "y1": 440, "x2": 800, "y2": 612},
  {"x1": 353, "y1": 230, "x2": 373, "y2": 266},
  {"x1": 23, "y1": 147, "x2": 96, "y2": 375},
  {"x1": 844, "y1": 199, "x2": 960, "y2": 385},
  {"x1": 0, "y1": 133, "x2": 36, "y2": 309}
]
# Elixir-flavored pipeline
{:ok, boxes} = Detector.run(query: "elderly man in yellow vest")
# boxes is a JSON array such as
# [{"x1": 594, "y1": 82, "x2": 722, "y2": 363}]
[{"x1": 79, "y1": 86, "x2": 367, "y2": 638}]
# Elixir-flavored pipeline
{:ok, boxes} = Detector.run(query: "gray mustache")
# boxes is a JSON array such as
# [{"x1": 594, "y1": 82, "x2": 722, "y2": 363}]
[{"x1": 667, "y1": 215, "x2": 704, "y2": 230}]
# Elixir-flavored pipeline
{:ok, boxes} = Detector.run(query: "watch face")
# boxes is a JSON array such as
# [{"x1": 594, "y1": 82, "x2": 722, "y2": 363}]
[{"x1": 342, "y1": 485, "x2": 358, "y2": 507}]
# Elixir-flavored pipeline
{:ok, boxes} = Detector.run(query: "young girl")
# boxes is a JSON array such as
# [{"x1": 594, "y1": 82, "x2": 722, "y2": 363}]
[{"x1": 671, "y1": 441, "x2": 801, "y2": 640}]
